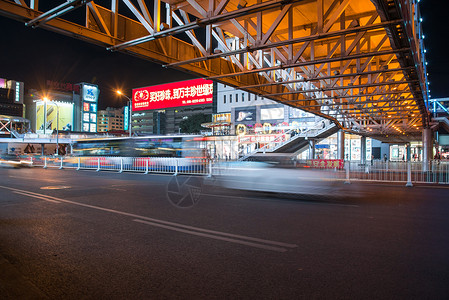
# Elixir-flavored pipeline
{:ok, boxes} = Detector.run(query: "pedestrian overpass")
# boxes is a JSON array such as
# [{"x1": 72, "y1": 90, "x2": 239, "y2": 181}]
[{"x1": 0, "y1": 0, "x2": 440, "y2": 159}]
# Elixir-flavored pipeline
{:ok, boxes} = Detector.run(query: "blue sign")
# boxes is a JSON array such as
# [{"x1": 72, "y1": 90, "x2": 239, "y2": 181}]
[
  {"x1": 82, "y1": 84, "x2": 99, "y2": 102},
  {"x1": 124, "y1": 106, "x2": 129, "y2": 131}
]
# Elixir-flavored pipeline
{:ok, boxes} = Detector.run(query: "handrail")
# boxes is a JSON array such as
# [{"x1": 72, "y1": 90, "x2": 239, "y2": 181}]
[
  {"x1": 238, "y1": 129, "x2": 294, "y2": 161},
  {"x1": 238, "y1": 121, "x2": 337, "y2": 161}
]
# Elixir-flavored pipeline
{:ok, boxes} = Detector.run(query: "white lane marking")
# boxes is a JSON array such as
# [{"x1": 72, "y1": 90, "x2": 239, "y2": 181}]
[
  {"x1": 133, "y1": 219, "x2": 288, "y2": 252},
  {"x1": 104, "y1": 187, "x2": 127, "y2": 191},
  {"x1": 40, "y1": 186, "x2": 71, "y2": 190},
  {"x1": 0, "y1": 185, "x2": 298, "y2": 251},
  {"x1": 12, "y1": 191, "x2": 61, "y2": 203}
]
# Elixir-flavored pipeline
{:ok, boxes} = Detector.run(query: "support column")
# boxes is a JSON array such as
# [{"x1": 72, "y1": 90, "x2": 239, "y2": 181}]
[
  {"x1": 308, "y1": 139, "x2": 316, "y2": 160},
  {"x1": 337, "y1": 130, "x2": 345, "y2": 160},
  {"x1": 422, "y1": 128, "x2": 433, "y2": 164},
  {"x1": 360, "y1": 136, "x2": 366, "y2": 165}
]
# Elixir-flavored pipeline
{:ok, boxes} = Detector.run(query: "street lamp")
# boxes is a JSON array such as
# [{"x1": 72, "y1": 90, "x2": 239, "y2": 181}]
[
  {"x1": 43, "y1": 97, "x2": 60, "y2": 155},
  {"x1": 116, "y1": 90, "x2": 132, "y2": 137}
]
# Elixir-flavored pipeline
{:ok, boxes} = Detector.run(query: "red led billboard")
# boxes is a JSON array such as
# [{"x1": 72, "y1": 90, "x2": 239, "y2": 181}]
[{"x1": 132, "y1": 78, "x2": 213, "y2": 111}]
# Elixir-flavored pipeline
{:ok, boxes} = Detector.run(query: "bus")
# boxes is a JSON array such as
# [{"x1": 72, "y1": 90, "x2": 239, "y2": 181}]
[
  {"x1": 70, "y1": 135, "x2": 208, "y2": 172},
  {"x1": 72, "y1": 135, "x2": 207, "y2": 158}
]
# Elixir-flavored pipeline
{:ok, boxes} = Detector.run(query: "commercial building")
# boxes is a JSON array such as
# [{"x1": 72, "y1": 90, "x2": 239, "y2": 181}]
[
  {"x1": 131, "y1": 78, "x2": 213, "y2": 135},
  {"x1": 0, "y1": 77, "x2": 24, "y2": 117},
  {"x1": 207, "y1": 82, "x2": 377, "y2": 161},
  {"x1": 25, "y1": 81, "x2": 99, "y2": 133},
  {"x1": 97, "y1": 107, "x2": 125, "y2": 132}
]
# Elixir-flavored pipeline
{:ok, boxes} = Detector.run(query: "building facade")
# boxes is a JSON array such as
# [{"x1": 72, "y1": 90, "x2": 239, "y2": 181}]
[
  {"x1": 0, "y1": 77, "x2": 24, "y2": 117},
  {"x1": 97, "y1": 107, "x2": 125, "y2": 132},
  {"x1": 25, "y1": 81, "x2": 99, "y2": 133}
]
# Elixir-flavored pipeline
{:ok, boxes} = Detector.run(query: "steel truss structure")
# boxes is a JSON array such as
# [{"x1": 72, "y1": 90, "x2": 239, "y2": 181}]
[{"x1": 0, "y1": 0, "x2": 430, "y2": 140}]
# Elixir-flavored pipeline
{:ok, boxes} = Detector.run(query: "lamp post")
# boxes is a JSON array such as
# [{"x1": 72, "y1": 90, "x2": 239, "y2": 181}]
[
  {"x1": 116, "y1": 90, "x2": 132, "y2": 137},
  {"x1": 44, "y1": 97, "x2": 60, "y2": 155}
]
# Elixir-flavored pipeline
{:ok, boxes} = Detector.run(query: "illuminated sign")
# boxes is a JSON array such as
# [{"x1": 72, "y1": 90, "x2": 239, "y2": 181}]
[
  {"x1": 238, "y1": 134, "x2": 287, "y2": 144},
  {"x1": 309, "y1": 159, "x2": 344, "y2": 170},
  {"x1": 82, "y1": 84, "x2": 99, "y2": 102},
  {"x1": 213, "y1": 113, "x2": 231, "y2": 123},
  {"x1": 46, "y1": 80, "x2": 80, "y2": 93},
  {"x1": 124, "y1": 106, "x2": 129, "y2": 131},
  {"x1": 132, "y1": 78, "x2": 213, "y2": 111},
  {"x1": 35, "y1": 101, "x2": 74, "y2": 132},
  {"x1": 81, "y1": 83, "x2": 99, "y2": 132},
  {"x1": 15, "y1": 82, "x2": 20, "y2": 102},
  {"x1": 0, "y1": 78, "x2": 5, "y2": 88}
]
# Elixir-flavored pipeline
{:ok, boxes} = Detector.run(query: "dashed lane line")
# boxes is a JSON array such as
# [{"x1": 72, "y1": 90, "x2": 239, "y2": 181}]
[{"x1": 0, "y1": 185, "x2": 298, "y2": 252}]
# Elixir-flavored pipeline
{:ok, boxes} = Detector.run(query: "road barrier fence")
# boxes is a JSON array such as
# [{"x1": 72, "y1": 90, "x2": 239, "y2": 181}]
[{"x1": 23, "y1": 156, "x2": 449, "y2": 185}]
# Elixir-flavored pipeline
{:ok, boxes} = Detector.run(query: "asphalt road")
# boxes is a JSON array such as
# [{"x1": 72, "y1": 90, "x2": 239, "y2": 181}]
[{"x1": 0, "y1": 167, "x2": 448, "y2": 299}]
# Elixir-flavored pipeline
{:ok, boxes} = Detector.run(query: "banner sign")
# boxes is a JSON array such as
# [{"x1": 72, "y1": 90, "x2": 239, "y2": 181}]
[
  {"x1": 309, "y1": 159, "x2": 344, "y2": 169},
  {"x1": 238, "y1": 134, "x2": 287, "y2": 144},
  {"x1": 132, "y1": 78, "x2": 213, "y2": 111}
]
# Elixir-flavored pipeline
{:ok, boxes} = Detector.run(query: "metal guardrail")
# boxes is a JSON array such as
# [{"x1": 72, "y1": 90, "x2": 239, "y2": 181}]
[
  {"x1": 342, "y1": 160, "x2": 449, "y2": 185},
  {"x1": 28, "y1": 156, "x2": 210, "y2": 176},
  {"x1": 21, "y1": 156, "x2": 449, "y2": 185}
]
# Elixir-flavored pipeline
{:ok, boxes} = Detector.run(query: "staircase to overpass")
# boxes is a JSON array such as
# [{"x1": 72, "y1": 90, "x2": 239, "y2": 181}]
[{"x1": 240, "y1": 121, "x2": 338, "y2": 161}]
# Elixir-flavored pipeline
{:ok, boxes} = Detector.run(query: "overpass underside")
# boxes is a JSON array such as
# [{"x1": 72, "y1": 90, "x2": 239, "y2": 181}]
[{"x1": 0, "y1": 0, "x2": 429, "y2": 142}]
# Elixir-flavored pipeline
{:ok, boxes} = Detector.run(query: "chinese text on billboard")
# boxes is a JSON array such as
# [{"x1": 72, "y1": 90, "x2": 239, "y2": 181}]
[{"x1": 132, "y1": 78, "x2": 213, "y2": 111}]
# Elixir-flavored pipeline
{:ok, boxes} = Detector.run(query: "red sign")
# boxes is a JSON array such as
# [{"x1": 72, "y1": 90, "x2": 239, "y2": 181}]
[
  {"x1": 238, "y1": 134, "x2": 287, "y2": 144},
  {"x1": 46, "y1": 80, "x2": 80, "y2": 93},
  {"x1": 132, "y1": 78, "x2": 213, "y2": 111},
  {"x1": 309, "y1": 159, "x2": 344, "y2": 169}
]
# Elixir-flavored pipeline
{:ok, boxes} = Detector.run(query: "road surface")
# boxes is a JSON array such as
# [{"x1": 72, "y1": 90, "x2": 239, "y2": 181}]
[{"x1": 0, "y1": 167, "x2": 448, "y2": 299}]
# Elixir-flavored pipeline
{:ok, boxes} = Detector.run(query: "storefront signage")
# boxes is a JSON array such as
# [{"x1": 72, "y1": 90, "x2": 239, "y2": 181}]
[
  {"x1": 309, "y1": 159, "x2": 344, "y2": 169},
  {"x1": 213, "y1": 113, "x2": 231, "y2": 123},
  {"x1": 132, "y1": 78, "x2": 213, "y2": 111}
]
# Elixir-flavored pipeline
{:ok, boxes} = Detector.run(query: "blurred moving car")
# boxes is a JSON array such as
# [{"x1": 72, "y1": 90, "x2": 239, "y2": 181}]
[
  {"x1": 0, "y1": 154, "x2": 33, "y2": 168},
  {"x1": 210, "y1": 161, "x2": 344, "y2": 197}
]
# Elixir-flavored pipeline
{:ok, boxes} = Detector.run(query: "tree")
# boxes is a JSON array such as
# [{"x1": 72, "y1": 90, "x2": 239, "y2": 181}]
[{"x1": 179, "y1": 113, "x2": 211, "y2": 134}]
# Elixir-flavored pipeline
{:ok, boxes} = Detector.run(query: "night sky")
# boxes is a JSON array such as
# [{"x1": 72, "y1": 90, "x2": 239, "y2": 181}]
[
  {"x1": 0, "y1": 17, "x2": 194, "y2": 109},
  {"x1": 0, "y1": 1, "x2": 447, "y2": 109}
]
